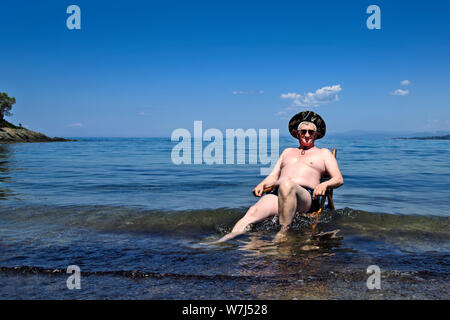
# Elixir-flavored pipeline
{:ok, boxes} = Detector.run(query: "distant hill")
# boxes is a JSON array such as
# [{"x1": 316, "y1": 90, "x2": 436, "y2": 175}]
[
  {"x1": 393, "y1": 135, "x2": 450, "y2": 140},
  {"x1": 326, "y1": 130, "x2": 450, "y2": 140}
]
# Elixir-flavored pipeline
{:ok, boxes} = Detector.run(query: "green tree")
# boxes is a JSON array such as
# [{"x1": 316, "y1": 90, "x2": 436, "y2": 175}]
[{"x1": 0, "y1": 92, "x2": 16, "y2": 121}]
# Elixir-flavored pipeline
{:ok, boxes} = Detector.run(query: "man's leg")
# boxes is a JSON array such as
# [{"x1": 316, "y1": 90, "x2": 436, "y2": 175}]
[
  {"x1": 275, "y1": 179, "x2": 312, "y2": 241},
  {"x1": 211, "y1": 194, "x2": 279, "y2": 243}
]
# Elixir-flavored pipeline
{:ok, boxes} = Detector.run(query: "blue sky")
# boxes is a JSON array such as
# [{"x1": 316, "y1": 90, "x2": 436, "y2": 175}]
[{"x1": 1, "y1": 0, "x2": 449, "y2": 137}]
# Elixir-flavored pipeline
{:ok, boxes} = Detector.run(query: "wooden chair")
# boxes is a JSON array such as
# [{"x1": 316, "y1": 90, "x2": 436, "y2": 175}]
[{"x1": 260, "y1": 148, "x2": 338, "y2": 218}]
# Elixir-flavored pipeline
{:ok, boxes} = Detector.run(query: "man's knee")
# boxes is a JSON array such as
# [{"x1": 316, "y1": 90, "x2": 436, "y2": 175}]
[
  {"x1": 278, "y1": 179, "x2": 295, "y2": 198},
  {"x1": 247, "y1": 205, "x2": 259, "y2": 219}
]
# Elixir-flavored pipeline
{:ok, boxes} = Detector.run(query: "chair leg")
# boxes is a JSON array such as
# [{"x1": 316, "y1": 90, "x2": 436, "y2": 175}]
[
  {"x1": 327, "y1": 192, "x2": 335, "y2": 211},
  {"x1": 310, "y1": 208, "x2": 323, "y2": 232},
  {"x1": 302, "y1": 195, "x2": 326, "y2": 219}
]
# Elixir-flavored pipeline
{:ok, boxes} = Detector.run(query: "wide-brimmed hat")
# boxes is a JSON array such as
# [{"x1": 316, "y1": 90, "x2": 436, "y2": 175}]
[{"x1": 288, "y1": 111, "x2": 326, "y2": 139}]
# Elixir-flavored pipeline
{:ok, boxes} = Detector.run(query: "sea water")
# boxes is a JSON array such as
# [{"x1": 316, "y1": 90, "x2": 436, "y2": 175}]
[{"x1": 0, "y1": 137, "x2": 448, "y2": 299}]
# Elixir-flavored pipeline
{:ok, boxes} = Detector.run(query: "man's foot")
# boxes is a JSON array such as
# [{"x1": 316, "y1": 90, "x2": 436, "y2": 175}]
[
  {"x1": 200, "y1": 231, "x2": 245, "y2": 245},
  {"x1": 274, "y1": 225, "x2": 290, "y2": 243}
]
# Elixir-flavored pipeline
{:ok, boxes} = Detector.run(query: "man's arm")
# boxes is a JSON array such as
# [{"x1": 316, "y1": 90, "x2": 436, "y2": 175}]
[
  {"x1": 253, "y1": 148, "x2": 290, "y2": 196},
  {"x1": 312, "y1": 149, "x2": 344, "y2": 199}
]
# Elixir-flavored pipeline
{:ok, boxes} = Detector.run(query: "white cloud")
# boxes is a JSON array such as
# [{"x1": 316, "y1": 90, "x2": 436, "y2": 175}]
[
  {"x1": 233, "y1": 90, "x2": 264, "y2": 96},
  {"x1": 281, "y1": 85, "x2": 342, "y2": 107},
  {"x1": 139, "y1": 112, "x2": 145, "y2": 116},
  {"x1": 400, "y1": 80, "x2": 411, "y2": 86},
  {"x1": 67, "y1": 123, "x2": 83, "y2": 127},
  {"x1": 280, "y1": 92, "x2": 301, "y2": 100},
  {"x1": 391, "y1": 89, "x2": 409, "y2": 96}
]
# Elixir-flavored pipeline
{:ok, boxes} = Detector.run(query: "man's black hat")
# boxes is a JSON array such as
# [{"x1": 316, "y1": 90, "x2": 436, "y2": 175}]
[{"x1": 288, "y1": 111, "x2": 326, "y2": 139}]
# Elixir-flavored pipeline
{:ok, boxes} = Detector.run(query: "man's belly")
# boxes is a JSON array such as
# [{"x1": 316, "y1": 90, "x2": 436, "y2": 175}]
[{"x1": 276, "y1": 166, "x2": 322, "y2": 190}]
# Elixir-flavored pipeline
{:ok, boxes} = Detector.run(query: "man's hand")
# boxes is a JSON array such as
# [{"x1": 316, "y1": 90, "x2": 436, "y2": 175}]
[
  {"x1": 253, "y1": 184, "x2": 264, "y2": 197},
  {"x1": 312, "y1": 183, "x2": 328, "y2": 199}
]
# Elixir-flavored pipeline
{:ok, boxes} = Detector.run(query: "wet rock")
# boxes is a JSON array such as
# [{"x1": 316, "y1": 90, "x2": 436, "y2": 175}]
[{"x1": 0, "y1": 127, "x2": 74, "y2": 143}]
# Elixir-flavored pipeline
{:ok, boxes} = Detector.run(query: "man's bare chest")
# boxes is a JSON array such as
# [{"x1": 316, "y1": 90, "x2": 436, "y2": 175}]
[{"x1": 281, "y1": 150, "x2": 325, "y2": 172}]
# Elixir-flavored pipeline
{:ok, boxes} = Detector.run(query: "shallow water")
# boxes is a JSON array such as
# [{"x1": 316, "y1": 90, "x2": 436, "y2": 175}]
[{"x1": 0, "y1": 137, "x2": 449, "y2": 299}]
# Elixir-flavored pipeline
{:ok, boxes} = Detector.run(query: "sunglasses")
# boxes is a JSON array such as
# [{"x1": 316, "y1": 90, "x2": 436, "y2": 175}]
[{"x1": 299, "y1": 129, "x2": 316, "y2": 135}]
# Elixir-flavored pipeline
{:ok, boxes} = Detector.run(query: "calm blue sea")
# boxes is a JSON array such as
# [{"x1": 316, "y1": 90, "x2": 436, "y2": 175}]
[
  {"x1": 1, "y1": 137, "x2": 449, "y2": 214},
  {"x1": 0, "y1": 137, "x2": 449, "y2": 299}
]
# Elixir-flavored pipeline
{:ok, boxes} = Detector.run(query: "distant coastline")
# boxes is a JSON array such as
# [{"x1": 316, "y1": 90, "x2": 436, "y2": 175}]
[
  {"x1": 393, "y1": 135, "x2": 450, "y2": 140},
  {"x1": 0, "y1": 119, "x2": 73, "y2": 144}
]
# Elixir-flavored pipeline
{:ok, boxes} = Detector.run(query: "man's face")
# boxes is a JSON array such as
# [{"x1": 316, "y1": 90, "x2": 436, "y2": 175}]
[{"x1": 297, "y1": 123, "x2": 317, "y2": 147}]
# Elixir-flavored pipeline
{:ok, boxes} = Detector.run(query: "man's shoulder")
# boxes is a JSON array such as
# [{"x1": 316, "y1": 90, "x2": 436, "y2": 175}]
[
  {"x1": 309, "y1": 147, "x2": 333, "y2": 159},
  {"x1": 316, "y1": 147, "x2": 335, "y2": 160},
  {"x1": 317, "y1": 147, "x2": 333, "y2": 155}
]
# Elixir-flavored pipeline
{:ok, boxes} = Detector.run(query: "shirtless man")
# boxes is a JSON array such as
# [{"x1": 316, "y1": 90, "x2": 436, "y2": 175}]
[{"x1": 216, "y1": 111, "x2": 343, "y2": 243}]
